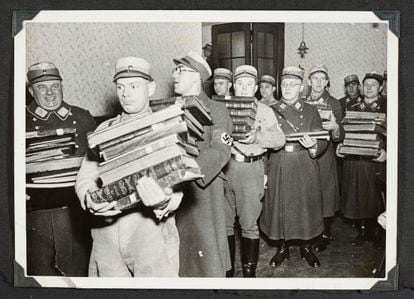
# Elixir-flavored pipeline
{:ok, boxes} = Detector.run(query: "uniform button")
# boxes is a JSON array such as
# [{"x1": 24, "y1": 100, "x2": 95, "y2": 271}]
[
  {"x1": 32, "y1": 118, "x2": 37, "y2": 122},
  {"x1": 75, "y1": 133, "x2": 79, "y2": 137},
  {"x1": 300, "y1": 115, "x2": 303, "y2": 118},
  {"x1": 35, "y1": 126, "x2": 40, "y2": 130},
  {"x1": 198, "y1": 251, "x2": 204, "y2": 257},
  {"x1": 69, "y1": 112, "x2": 73, "y2": 116},
  {"x1": 278, "y1": 123, "x2": 281, "y2": 127},
  {"x1": 73, "y1": 120, "x2": 77, "y2": 124},
  {"x1": 300, "y1": 123, "x2": 303, "y2": 126}
]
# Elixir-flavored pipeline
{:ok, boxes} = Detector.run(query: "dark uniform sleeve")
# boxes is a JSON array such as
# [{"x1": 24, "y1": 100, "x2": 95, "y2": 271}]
[
  {"x1": 71, "y1": 107, "x2": 97, "y2": 156},
  {"x1": 309, "y1": 105, "x2": 328, "y2": 156},
  {"x1": 195, "y1": 101, "x2": 233, "y2": 188},
  {"x1": 330, "y1": 97, "x2": 345, "y2": 143}
]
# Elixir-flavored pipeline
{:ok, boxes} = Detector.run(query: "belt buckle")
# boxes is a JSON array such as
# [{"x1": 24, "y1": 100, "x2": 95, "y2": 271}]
[{"x1": 285, "y1": 144, "x2": 295, "y2": 152}]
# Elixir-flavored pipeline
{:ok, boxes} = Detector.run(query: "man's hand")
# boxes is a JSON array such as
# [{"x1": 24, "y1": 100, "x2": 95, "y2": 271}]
[
  {"x1": 373, "y1": 149, "x2": 386, "y2": 162},
  {"x1": 336, "y1": 143, "x2": 345, "y2": 158},
  {"x1": 136, "y1": 176, "x2": 173, "y2": 208},
  {"x1": 322, "y1": 112, "x2": 339, "y2": 131},
  {"x1": 238, "y1": 126, "x2": 260, "y2": 144},
  {"x1": 85, "y1": 192, "x2": 122, "y2": 217},
  {"x1": 299, "y1": 134, "x2": 317, "y2": 149}
]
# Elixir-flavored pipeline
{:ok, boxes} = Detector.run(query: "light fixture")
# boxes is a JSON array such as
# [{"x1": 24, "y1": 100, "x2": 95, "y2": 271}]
[{"x1": 297, "y1": 23, "x2": 309, "y2": 58}]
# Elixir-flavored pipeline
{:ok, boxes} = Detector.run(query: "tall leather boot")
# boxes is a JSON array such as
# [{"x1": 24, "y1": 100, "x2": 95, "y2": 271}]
[
  {"x1": 314, "y1": 217, "x2": 333, "y2": 252},
  {"x1": 269, "y1": 240, "x2": 289, "y2": 267},
  {"x1": 241, "y1": 237, "x2": 259, "y2": 277},
  {"x1": 226, "y1": 235, "x2": 236, "y2": 277},
  {"x1": 300, "y1": 241, "x2": 321, "y2": 268},
  {"x1": 351, "y1": 219, "x2": 369, "y2": 246}
]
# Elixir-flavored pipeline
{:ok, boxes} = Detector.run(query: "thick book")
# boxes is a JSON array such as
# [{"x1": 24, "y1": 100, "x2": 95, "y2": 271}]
[
  {"x1": 344, "y1": 132, "x2": 380, "y2": 140},
  {"x1": 233, "y1": 124, "x2": 253, "y2": 134},
  {"x1": 343, "y1": 123, "x2": 386, "y2": 135},
  {"x1": 100, "y1": 144, "x2": 193, "y2": 186},
  {"x1": 88, "y1": 105, "x2": 184, "y2": 148},
  {"x1": 342, "y1": 118, "x2": 386, "y2": 126},
  {"x1": 338, "y1": 146, "x2": 380, "y2": 157},
  {"x1": 231, "y1": 116, "x2": 255, "y2": 126},
  {"x1": 343, "y1": 138, "x2": 381, "y2": 149},
  {"x1": 26, "y1": 128, "x2": 77, "y2": 139},
  {"x1": 27, "y1": 136, "x2": 74, "y2": 148},
  {"x1": 229, "y1": 109, "x2": 257, "y2": 118},
  {"x1": 186, "y1": 118, "x2": 204, "y2": 141},
  {"x1": 212, "y1": 95, "x2": 256, "y2": 103},
  {"x1": 344, "y1": 111, "x2": 386, "y2": 121},
  {"x1": 26, "y1": 156, "x2": 84, "y2": 174},
  {"x1": 98, "y1": 134, "x2": 185, "y2": 174},
  {"x1": 32, "y1": 174, "x2": 78, "y2": 184},
  {"x1": 26, "y1": 148, "x2": 67, "y2": 163},
  {"x1": 285, "y1": 131, "x2": 331, "y2": 142},
  {"x1": 183, "y1": 109, "x2": 204, "y2": 133},
  {"x1": 90, "y1": 167, "x2": 203, "y2": 209},
  {"x1": 224, "y1": 101, "x2": 258, "y2": 110},
  {"x1": 26, "y1": 141, "x2": 77, "y2": 154},
  {"x1": 99, "y1": 120, "x2": 187, "y2": 161},
  {"x1": 151, "y1": 96, "x2": 212, "y2": 126}
]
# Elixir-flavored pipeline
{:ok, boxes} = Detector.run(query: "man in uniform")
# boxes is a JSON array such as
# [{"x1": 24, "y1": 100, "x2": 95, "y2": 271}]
[
  {"x1": 339, "y1": 71, "x2": 386, "y2": 247},
  {"x1": 26, "y1": 62, "x2": 97, "y2": 276},
  {"x1": 261, "y1": 66, "x2": 327, "y2": 268},
  {"x1": 172, "y1": 52, "x2": 233, "y2": 277},
  {"x1": 213, "y1": 67, "x2": 232, "y2": 97},
  {"x1": 339, "y1": 74, "x2": 362, "y2": 114},
  {"x1": 259, "y1": 75, "x2": 278, "y2": 106},
  {"x1": 75, "y1": 57, "x2": 183, "y2": 277},
  {"x1": 225, "y1": 65, "x2": 285, "y2": 277},
  {"x1": 305, "y1": 64, "x2": 344, "y2": 252}
]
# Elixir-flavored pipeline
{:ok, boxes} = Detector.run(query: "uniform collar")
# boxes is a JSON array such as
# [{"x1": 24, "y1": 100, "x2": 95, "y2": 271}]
[
  {"x1": 307, "y1": 89, "x2": 330, "y2": 103},
  {"x1": 261, "y1": 97, "x2": 278, "y2": 107},
  {"x1": 277, "y1": 98, "x2": 304, "y2": 112},
  {"x1": 26, "y1": 101, "x2": 71, "y2": 121}
]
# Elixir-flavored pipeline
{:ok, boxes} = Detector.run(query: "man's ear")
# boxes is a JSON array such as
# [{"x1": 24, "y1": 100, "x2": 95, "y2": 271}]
[
  {"x1": 300, "y1": 84, "x2": 305, "y2": 93},
  {"x1": 228, "y1": 82, "x2": 233, "y2": 89},
  {"x1": 272, "y1": 86, "x2": 276, "y2": 93},
  {"x1": 28, "y1": 86, "x2": 34, "y2": 97},
  {"x1": 148, "y1": 81, "x2": 156, "y2": 97},
  {"x1": 254, "y1": 84, "x2": 258, "y2": 93}
]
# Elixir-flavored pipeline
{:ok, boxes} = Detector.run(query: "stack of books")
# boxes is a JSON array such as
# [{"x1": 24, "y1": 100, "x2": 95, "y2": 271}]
[
  {"x1": 306, "y1": 101, "x2": 333, "y2": 121},
  {"x1": 339, "y1": 111, "x2": 386, "y2": 157},
  {"x1": 87, "y1": 105, "x2": 205, "y2": 210},
  {"x1": 212, "y1": 95, "x2": 257, "y2": 141},
  {"x1": 26, "y1": 128, "x2": 82, "y2": 188}
]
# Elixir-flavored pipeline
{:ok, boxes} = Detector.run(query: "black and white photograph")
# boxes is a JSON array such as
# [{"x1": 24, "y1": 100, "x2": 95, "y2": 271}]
[{"x1": 13, "y1": 10, "x2": 398, "y2": 290}]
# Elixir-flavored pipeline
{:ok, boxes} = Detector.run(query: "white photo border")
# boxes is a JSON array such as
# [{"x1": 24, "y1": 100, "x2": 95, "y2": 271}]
[{"x1": 14, "y1": 10, "x2": 399, "y2": 290}]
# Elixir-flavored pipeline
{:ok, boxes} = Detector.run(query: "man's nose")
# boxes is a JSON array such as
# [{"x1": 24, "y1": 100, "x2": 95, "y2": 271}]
[
  {"x1": 46, "y1": 88, "x2": 54, "y2": 95},
  {"x1": 123, "y1": 86, "x2": 131, "y2": 96}
]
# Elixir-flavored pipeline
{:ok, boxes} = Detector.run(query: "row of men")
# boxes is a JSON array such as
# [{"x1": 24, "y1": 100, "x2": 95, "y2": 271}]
[{"x1": 25, "y1": 53, "x2": 386, "y2": 278}]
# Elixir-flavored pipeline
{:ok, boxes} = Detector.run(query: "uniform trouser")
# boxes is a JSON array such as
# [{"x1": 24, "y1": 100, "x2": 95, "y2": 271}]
[
  {"x1": 225, "y1": 159, "x2": 264, "y2": 239},
  {"x1": 88, "y1": 210, "x2": 179, "y2": 277},
  {"x1": 27, "y1": 206, "x2": 90, "y2": 276}
]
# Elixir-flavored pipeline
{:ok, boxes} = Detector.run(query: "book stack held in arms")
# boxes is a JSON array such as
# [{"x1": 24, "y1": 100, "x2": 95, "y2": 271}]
[
  {"x1": 306, "y1": 101, "x2": 333, "y2": 121},
  {"x1": 26, "y1": 128, "x2": 83, "y2": 188},
  {"x1": 87, "y1": 102, "x2": 210, "y2": 210},
  {"x1": 212, "y1": 95, "x2": 257, "y2": 141},
  {"x1": 339, "y1": 111, "x2": 386, "y2": 157}
]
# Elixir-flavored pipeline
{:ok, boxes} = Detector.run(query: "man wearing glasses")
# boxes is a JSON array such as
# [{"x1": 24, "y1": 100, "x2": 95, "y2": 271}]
[
  {"x1": 26, "y1": 62, "x2": 97, "y2": 276},
  {"x1": 261, "y1": 66, "x2": 327, "y2": 269},
  {"x1": 172, "y1": 52, "x2": 234, "y2": 277}
]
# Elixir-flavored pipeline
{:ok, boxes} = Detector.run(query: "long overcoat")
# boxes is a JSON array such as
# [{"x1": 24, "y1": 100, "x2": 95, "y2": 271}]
[
  {"x1": 175, "y1": 91, "x2": 233, "y2": 277},
  {"x1": 260, "y1": 99, "x2": 327, "y2": 241},
  {"x1": 341, "y1": 96, "x2": 387, "y2": 219},
  {"x1": 306, "y1": 90, "x2": 344, "y2": 217}
]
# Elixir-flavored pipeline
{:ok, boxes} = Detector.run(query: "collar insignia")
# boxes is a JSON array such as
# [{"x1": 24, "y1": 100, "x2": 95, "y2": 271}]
[{"x1": 34, "y1": 106, "x2": 48, "y2": 118}]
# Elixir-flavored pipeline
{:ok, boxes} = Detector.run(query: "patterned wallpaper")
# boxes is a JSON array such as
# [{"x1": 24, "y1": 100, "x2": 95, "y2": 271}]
[
  {"x1": 285, "y1": 23, "x2": 388, "y2": 99},
  {"x1": 26, "y1": 22, "x2": 201, "y2": 116}
]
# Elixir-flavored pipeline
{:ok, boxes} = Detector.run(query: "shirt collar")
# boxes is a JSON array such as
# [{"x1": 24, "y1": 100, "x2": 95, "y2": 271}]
[
  {"x1": 278, "y1": 98, "x2": 304, "y2": 112},
  {"x1": 27, "y1": 101, "x2": 71, "y2": 121}
]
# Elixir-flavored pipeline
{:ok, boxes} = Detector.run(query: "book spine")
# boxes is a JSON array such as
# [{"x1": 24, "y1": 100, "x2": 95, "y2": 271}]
[{"x1": 26, "y1": 128, "x2": 77, "y2": 139}]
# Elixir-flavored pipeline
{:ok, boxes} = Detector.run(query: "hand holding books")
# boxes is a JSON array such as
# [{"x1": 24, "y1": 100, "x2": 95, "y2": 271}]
[
  {"x1": 238, "y1": 126, "x2": 260, "y2": 144},
  {"x1": 321, "y1": 111, "x2": 339, "y2": 132},
  {"x1": 85, "y1": 192, "x2": 121, "y2": 217},
  {"x1": 373, "y1": 148, "x2": 386, "y2": 162},
  {"x1": 299, "y1": 134, "x2": 318, "y2": 157}
]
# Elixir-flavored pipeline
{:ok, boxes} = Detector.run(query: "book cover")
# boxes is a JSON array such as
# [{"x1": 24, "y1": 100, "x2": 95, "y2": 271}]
[
  {"x1": 26, "y1": 156, "x2": 84, "y2": 174},
  {"x1": 339, "y1": 146, "x2": 380, "y2": 157},
  {"x1": 344, "y1": 132, "x2": 380, "y2": 140}
]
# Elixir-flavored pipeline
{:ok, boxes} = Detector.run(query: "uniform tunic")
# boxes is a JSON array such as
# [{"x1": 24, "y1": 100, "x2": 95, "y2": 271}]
[
  {"x1": 305, "y1": 90, "x2": 344, "y2": 217},
  {"x1": 339, "y1": 94, "x2": 363, "y2": 116},
  {"x1": 26, "y1": 100, "x2": 97, "y2": 276},
  {"x1": 75, "y1": 110, "x2": 180, "y2": 277},
  {"x1": 341, "y1": 96, "x2": 387, "y2": 219},
  {"x1": 175, "y1": 91, "x2": 233, "y2": 277},
  {"x1": 260, "y1": 99, "x2": 327, "y2": 240}
]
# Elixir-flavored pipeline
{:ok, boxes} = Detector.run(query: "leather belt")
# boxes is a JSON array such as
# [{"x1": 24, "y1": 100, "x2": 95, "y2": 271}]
[
  {"x1": 231, "y1": 153, "x2": 264, "y2": 163},
  {"x1": 283, "y1": 143, "x2": 306, "y2": 152}
]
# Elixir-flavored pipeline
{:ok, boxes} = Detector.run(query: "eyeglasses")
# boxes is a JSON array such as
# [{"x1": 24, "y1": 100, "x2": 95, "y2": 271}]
[
  {"x1": 281, "y1": 82, "x2": 302, "y2": 89},
  {"x1": 172, "y1": 65, "x2": 197, "y2": 75}
]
